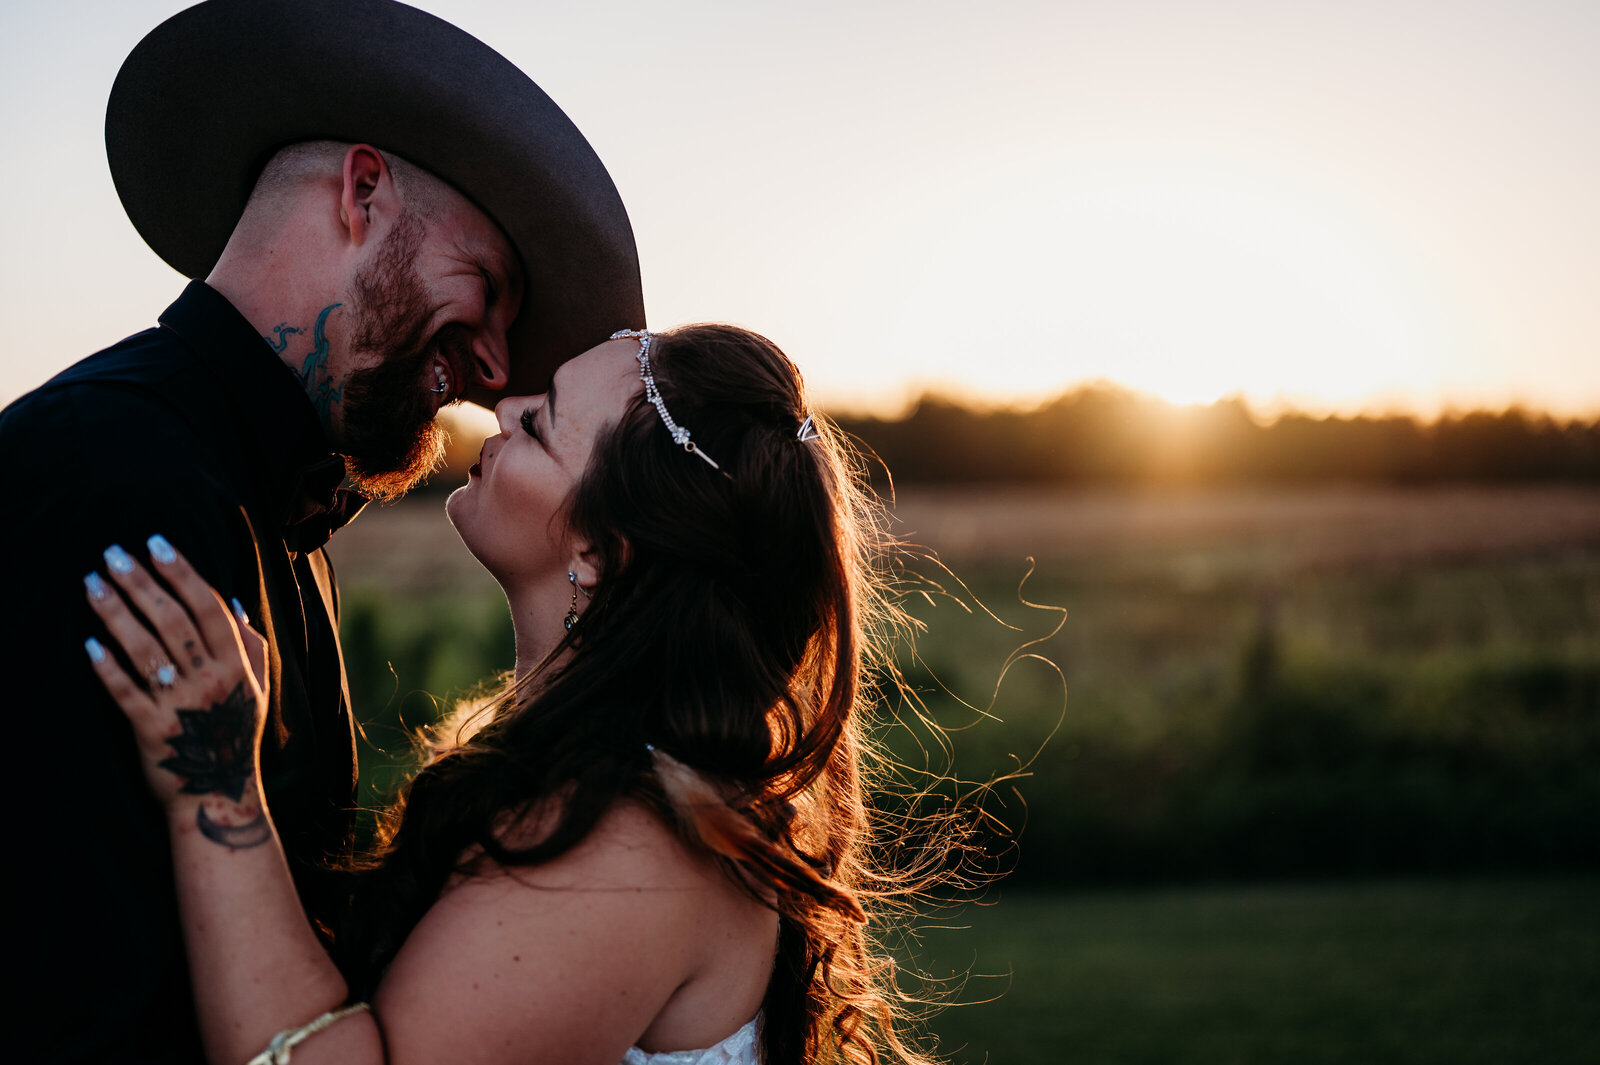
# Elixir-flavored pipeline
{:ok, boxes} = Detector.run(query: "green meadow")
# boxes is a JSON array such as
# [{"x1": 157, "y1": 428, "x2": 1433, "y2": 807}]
[
  {"x1": 910, "y1": 876, "x2": 1599, "y2": 1065},
  {"x1": 327, "y1": 484, "x2": 1599, "y2": 1061}
]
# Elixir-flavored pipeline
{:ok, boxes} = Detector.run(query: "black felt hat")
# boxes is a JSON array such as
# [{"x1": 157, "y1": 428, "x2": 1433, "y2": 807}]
[{"x1": 106, "y1": 0, "x2": 644, "y2": 403}]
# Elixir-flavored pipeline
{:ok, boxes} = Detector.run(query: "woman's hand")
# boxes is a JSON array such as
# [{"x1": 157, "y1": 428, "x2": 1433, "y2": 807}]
[{"x1": 85, "y1": 535, "x2": 272, "y2": 848}]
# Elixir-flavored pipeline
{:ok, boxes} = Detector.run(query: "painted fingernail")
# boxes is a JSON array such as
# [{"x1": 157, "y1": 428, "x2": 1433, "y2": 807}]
[
  {"x1": 85, "y1": 637, "x2": 106, "y2": 663},
  {"x1": 147, "y1": 534, "x2": 176, "y2": 565},
  {"x1": 85, "y1": 572, "x2": 110, "y2": 601},
  {"x1": 230, "y1": 597, "x2": 249, "y2": 624},
  {"x1": 104, "y1": 544, "x2": 135, "y2": 574}
]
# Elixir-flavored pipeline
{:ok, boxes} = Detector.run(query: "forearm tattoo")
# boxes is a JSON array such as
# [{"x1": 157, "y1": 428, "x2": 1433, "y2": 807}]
[{"x1": 158, "y1": 681, "x2": 270, "y2": 849}]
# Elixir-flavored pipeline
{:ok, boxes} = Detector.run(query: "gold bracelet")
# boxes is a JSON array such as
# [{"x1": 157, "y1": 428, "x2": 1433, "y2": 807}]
[{"x1": 244, "y1": 1002, "x2": 372, "y2": 1065}]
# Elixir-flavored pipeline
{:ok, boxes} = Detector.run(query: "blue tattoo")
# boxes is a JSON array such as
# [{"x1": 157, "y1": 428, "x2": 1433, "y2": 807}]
[
  {"x1": 294, "y1": 303, "x2": 344, "y2": 424},
  {"x1": 263, "y1": 323, "x2": 302, "y2": 354},
  {"x1": 265, "y1": 304, "x2": 347, "y2": 429}
]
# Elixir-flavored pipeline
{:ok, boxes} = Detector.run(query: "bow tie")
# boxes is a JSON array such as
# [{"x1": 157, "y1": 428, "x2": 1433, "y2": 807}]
[{"x1": 283, "y1": 456, "x2": 369, "y2": 553}]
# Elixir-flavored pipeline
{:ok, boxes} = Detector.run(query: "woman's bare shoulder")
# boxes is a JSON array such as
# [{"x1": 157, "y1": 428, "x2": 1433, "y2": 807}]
[
  {"x1": 373, "y1": 797, "x2": 754, "y2": 1064},
  {"x1": 466, "y1": 795, "x2": 723, "y2": 892}
]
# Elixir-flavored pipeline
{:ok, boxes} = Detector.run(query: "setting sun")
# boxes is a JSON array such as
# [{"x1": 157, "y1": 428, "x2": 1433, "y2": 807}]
[{"x1": 865, "y1": 155, "x2": 1456, "y2": 414}]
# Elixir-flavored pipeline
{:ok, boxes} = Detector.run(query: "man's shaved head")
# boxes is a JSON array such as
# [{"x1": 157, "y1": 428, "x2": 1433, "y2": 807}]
[{"x1": 239, "y1": 140, "x2": 450, "y2": 236}]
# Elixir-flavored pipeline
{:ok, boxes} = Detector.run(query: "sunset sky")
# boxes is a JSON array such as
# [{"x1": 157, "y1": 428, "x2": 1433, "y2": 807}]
[{"x1": 1, "y1": 0, "x2": 1595, "y2": 421}]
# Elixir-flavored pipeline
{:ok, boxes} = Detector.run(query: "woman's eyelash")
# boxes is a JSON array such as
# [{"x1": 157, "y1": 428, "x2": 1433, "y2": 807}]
[{"x1": 520, "y1": 407, "x2": 541, "y2": 440}]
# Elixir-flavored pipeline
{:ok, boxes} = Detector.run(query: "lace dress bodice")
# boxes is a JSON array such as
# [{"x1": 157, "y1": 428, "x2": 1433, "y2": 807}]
[{"x1": 620, "y1": 1017, "x2": 760, "y2": 1065}]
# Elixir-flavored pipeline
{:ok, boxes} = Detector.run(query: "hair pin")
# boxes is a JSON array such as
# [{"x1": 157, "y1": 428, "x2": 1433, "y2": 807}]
[{"x1": 796, "y1": 413, "x2": 820, "y2": 443}]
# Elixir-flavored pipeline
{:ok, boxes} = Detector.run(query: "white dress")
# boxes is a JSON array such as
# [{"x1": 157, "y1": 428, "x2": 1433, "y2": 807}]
[{"x1": 620, "y1": 1017, "x2": 761, "y2": 1065}]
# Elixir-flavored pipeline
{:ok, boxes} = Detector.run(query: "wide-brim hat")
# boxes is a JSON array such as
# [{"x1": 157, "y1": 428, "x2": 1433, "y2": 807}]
[{"x1": 106, "y1": 0, "x2": 644, "y2": 405}]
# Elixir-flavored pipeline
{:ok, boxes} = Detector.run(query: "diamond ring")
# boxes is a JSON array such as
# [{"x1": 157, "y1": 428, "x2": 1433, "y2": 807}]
[{"x1": 148, "y1": 659, "x2": 178, "y2": 689}]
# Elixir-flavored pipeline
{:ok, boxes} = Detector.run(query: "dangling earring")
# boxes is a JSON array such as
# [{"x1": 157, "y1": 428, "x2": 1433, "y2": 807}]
[{"x1": 564, "y1": 571, "x2": 581, "y2": 631}]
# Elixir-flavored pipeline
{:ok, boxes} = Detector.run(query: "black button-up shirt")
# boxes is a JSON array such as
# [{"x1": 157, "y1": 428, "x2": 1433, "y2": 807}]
[{"x1": 1, "y1": 282, "x2": 361, "y2": 1064}]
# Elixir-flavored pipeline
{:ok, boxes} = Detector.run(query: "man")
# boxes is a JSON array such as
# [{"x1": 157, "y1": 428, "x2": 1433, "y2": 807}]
[{"x1": 2, "y1": 2, "x2": 643, "y2": 1061}]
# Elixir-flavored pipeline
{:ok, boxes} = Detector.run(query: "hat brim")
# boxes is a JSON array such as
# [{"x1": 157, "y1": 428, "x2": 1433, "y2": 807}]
[{"x1": 106, "y1": 0, "x2": 645, "y2": 405}]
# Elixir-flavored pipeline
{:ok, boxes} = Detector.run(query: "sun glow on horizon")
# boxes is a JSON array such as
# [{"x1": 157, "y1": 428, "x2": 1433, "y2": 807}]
[{"x1": 817, "y1": 153, "x2": 1477, "y2": 419}]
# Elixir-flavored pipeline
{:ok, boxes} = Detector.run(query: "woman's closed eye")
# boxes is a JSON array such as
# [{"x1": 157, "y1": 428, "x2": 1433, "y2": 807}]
[{"x1": 520, "y1": 406, "x2": 542, "y2": 442}]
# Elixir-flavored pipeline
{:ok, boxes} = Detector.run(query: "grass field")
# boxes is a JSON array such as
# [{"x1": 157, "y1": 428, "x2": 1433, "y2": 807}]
[
  {"x1": 911, "y1": 875, "x2": 1600, "y2": 1065},
  {"x1": 328, "y1": 485, "x2": 1600, "y2": 878},
  {"x1": 332, "y1": 483, "x2": 1600, "y2": 588},
  {"x1": 325, "y1": 486, "x2": 1599, "y2": 1058}
]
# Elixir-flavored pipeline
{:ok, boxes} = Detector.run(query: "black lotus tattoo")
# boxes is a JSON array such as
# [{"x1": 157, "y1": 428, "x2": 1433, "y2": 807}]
[{"x1": 158, "y1": 681, "x2": 255, "y2": 801}]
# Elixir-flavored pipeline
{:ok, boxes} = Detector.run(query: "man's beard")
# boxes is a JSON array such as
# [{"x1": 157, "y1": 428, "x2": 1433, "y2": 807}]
[{"x1": 338, "y1": 211, "x2": 450, "y2": 502}]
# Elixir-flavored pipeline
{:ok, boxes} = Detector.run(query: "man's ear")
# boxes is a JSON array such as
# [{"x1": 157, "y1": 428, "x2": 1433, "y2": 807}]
[{"x1": 339, "y1": 144, "x2": 394, "y2": 248}]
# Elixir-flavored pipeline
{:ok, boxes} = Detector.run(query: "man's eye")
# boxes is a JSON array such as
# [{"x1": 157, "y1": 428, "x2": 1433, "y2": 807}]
[
  {"x1": 520, "y1": 408, "x2": 540, "y2": 440},
  {"x1": 482, "y1": 270, "x2": 499, "y2": 306}
]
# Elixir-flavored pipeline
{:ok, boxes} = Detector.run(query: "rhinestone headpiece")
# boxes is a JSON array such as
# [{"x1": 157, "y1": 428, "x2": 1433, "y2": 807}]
[{"x1": 611, "y1": 329, "x2": 722, "y2": 471}]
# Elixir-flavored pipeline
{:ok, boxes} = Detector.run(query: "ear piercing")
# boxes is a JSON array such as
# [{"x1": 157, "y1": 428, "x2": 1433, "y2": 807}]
[{"x1": 564, "y1": 571, "x2": 581, "y2": 631}]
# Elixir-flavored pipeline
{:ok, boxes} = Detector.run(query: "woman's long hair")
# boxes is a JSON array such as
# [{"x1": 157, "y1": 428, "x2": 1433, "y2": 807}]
[{"x1": 335, "y1": 324, "x2": 963, "y2": 1065}]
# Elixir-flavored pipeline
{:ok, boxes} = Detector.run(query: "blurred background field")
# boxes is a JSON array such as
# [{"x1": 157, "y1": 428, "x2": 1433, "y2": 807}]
[{"x1": 328, "y1": 476, "x2": 1599, "y2": 1064}]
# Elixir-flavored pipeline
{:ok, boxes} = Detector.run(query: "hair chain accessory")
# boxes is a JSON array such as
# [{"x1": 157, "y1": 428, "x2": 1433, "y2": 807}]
[
  {"x1": 611, "y1": 329, "x2": 722, "y2": 471},
  {"x1": 796, "y1": 413, "x2": 821, "y2": 442}
]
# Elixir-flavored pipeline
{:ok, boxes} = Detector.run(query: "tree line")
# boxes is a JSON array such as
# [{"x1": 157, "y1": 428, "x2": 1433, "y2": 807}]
[{"x1": 833, "y1": 386, "x2": 1600, "y2": 485}]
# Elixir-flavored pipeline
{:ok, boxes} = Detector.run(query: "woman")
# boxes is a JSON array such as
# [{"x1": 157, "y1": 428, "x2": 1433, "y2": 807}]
[{"x1": 85, "y1": 325, "x2": 943, "y2": 1065}]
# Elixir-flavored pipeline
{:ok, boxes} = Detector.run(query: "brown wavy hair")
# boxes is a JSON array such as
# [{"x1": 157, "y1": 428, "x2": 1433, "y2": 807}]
[{"x1": 335, "y1": 324, "x2": 966, "y2": 1064}]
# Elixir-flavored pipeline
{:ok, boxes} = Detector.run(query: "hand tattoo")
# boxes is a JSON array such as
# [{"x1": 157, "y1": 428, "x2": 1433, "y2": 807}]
[
  {"x1": 159, "y1": 681, "x2": 256, "y2": 801},
  {"x1": 158, "y1": 681, "x2": 269, "y2": 849}
]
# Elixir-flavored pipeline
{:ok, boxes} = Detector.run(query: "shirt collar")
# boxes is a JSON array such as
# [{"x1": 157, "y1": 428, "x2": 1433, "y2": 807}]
[{"x1": 158, "y1": 281, "x2": 367, "y2": 550}]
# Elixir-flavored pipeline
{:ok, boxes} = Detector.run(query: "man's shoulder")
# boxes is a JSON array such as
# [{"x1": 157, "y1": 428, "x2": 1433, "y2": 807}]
[
  {"x1": 4, "y1": 324, "x2": 192, "y2": 418},
  {"x1": 0, "y1": 325, "x2": 241, "y2": 507},
  {"x1": 0, "y1": 322, "x2": 231, "y2": 450},
  {"x1": 0, "y1": 356, "x2": 255, "y2": 576}
]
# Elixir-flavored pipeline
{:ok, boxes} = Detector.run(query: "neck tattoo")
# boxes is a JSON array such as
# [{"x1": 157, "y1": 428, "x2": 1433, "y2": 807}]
[{"x1": 264, "y1": 302, "x2": 346, "y2": 429}]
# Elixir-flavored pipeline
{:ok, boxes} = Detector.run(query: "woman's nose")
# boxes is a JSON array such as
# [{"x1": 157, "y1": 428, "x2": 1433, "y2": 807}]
[
  {"x1": 493, "y1": 395, "x2": 522, "y2": 433},
  {"x1": 493, "y1": 394, "x2": 540, "y2": 434}
]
